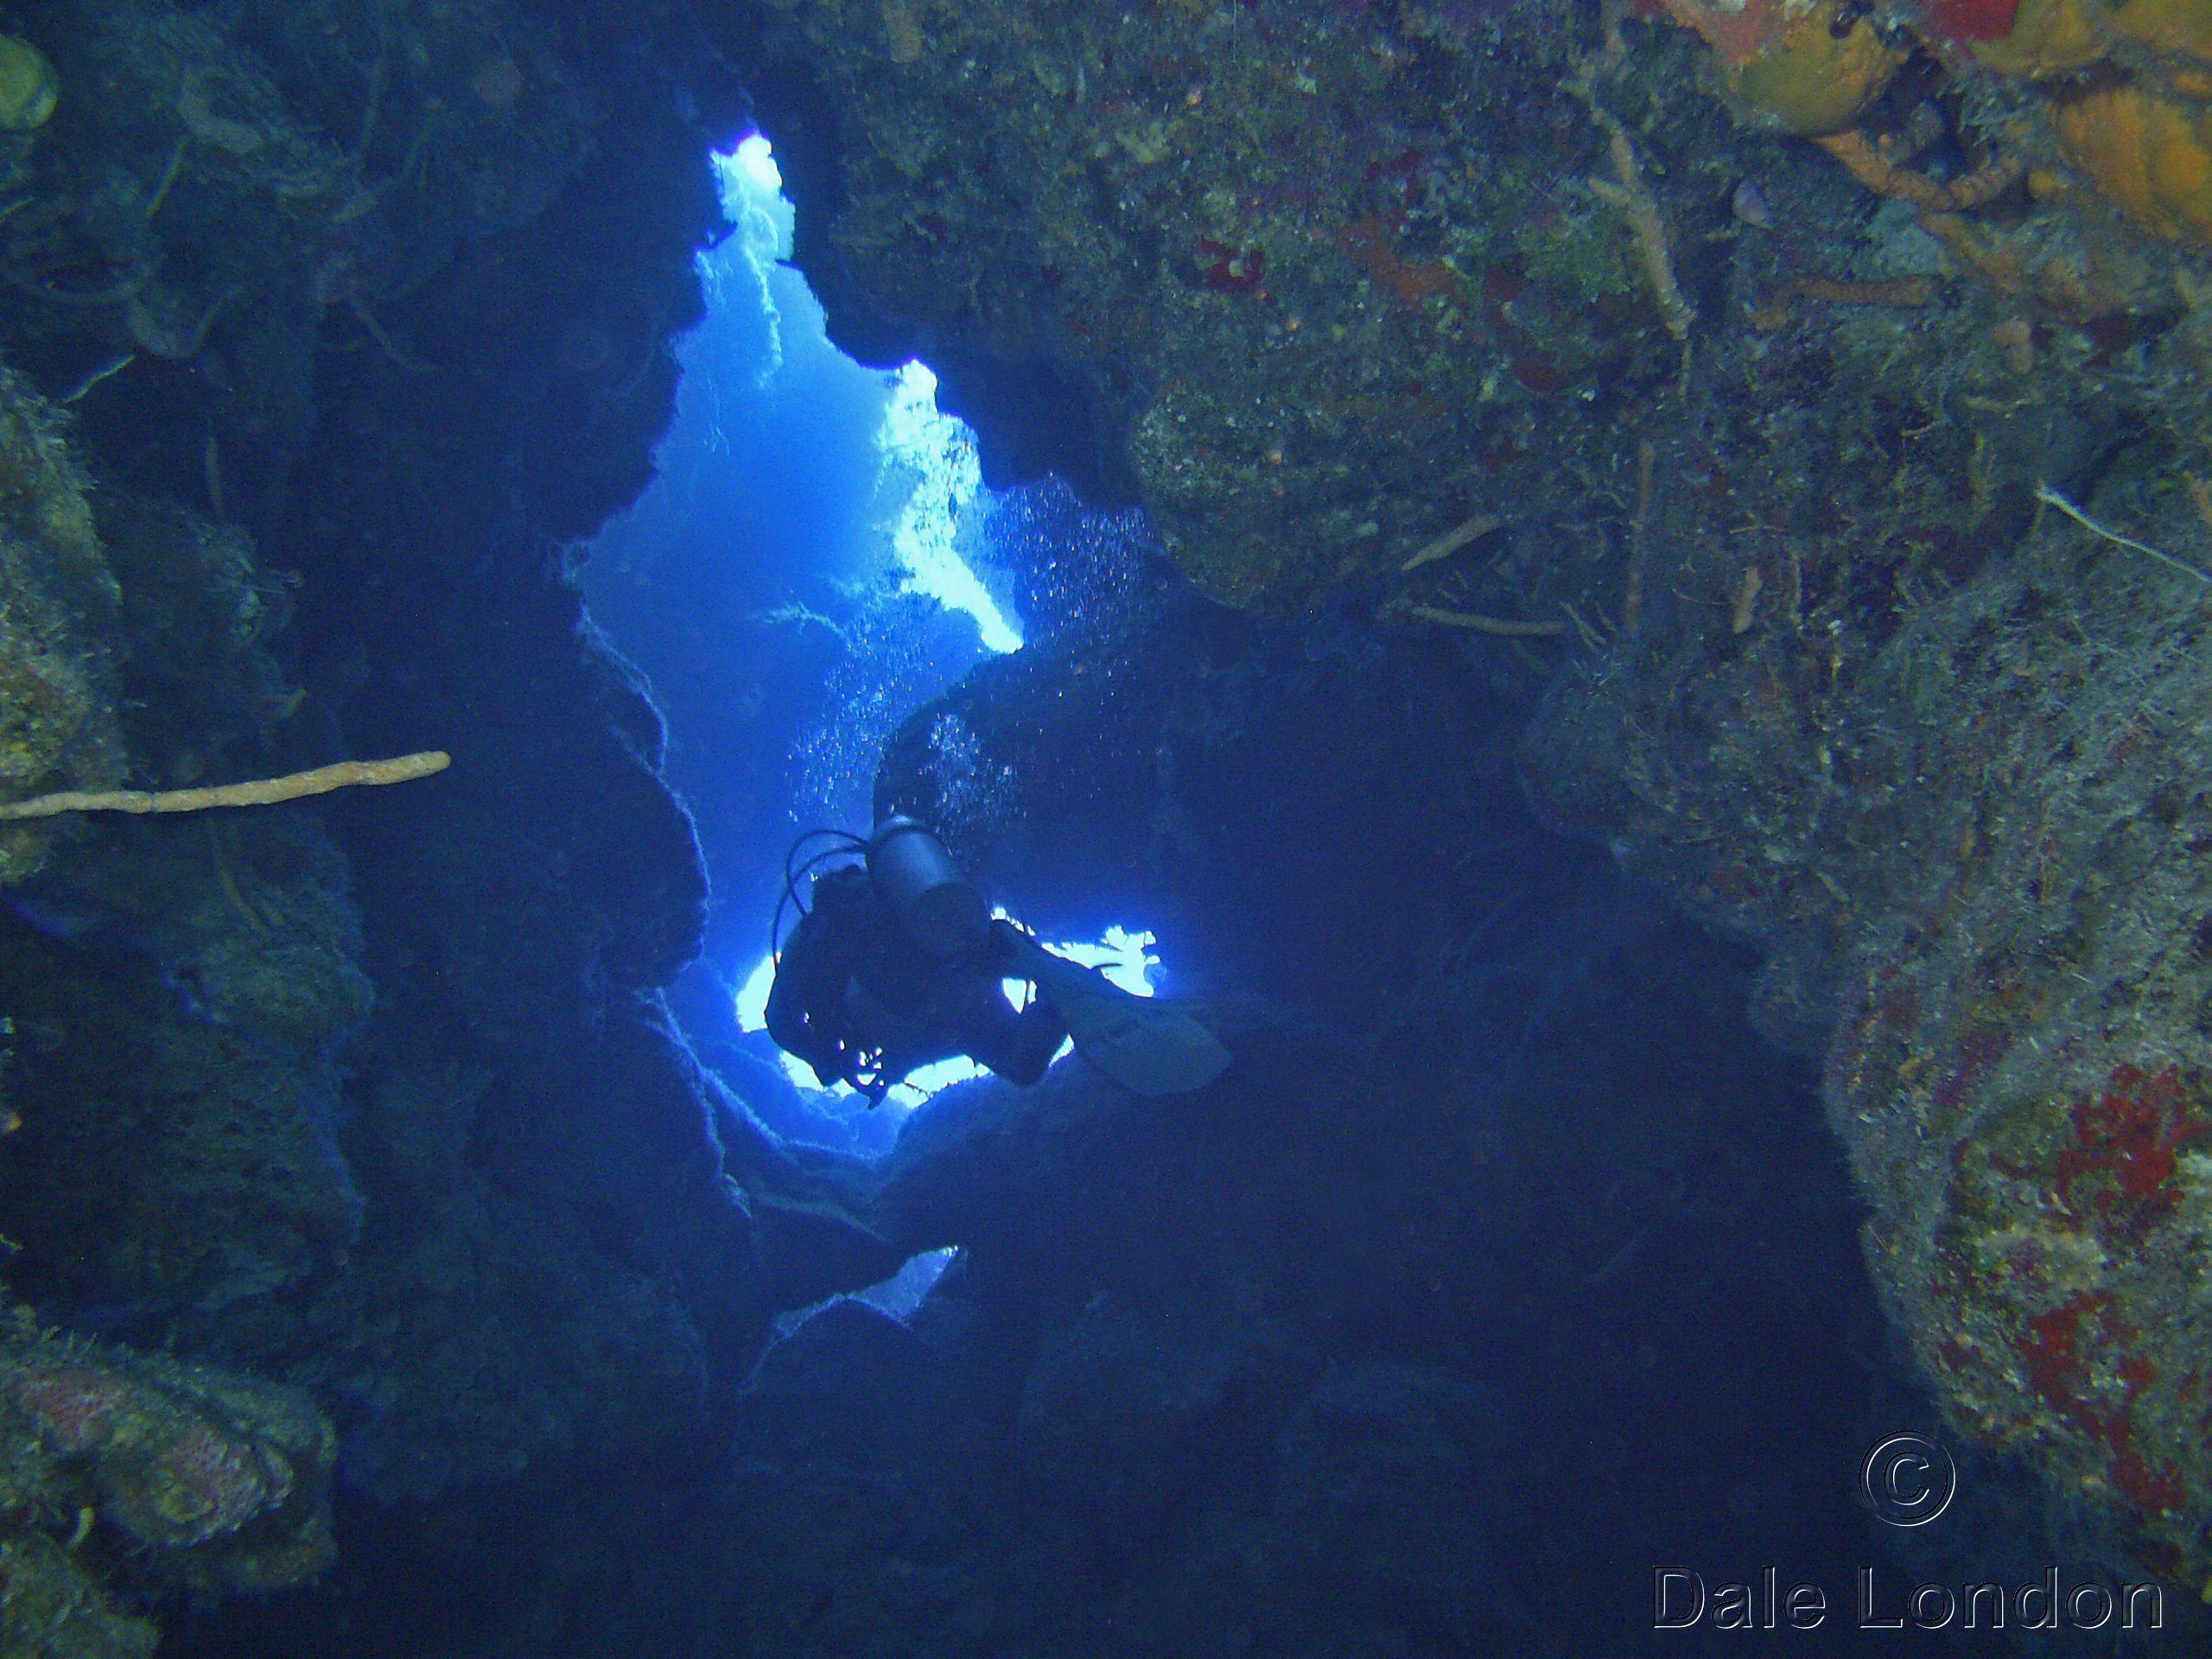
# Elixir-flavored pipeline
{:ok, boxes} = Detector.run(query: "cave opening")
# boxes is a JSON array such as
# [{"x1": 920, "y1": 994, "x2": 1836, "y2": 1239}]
[
  {"x1": 580, "y1": 136, "x2": 1178, "y2": 1135},
  {"x1": 553, "y1": 130, "x2": 1953, "y2": 1656}
]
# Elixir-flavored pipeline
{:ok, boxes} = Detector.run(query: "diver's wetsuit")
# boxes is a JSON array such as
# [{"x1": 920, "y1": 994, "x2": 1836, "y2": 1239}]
[{"x1": 766, "y1": 864, "x2": 1068, "y2": 1102}]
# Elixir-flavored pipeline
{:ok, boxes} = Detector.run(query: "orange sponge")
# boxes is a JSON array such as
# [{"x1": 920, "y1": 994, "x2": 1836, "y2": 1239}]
[{"x1": 2053, "y1": 81, "x2": 2212, "y2": 242}]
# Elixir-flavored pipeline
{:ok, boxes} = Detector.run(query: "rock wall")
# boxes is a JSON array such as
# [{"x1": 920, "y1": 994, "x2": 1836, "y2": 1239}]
[
  {"x1": 3, "y1": 0, "x2": 2209, "y2": 1645},
  {"x1": 0, "y1": 1, "x2": 767, "y2": 1646},
  {"x1": 704, "y1": 0, "x2": 2212, "y2": 1605}
]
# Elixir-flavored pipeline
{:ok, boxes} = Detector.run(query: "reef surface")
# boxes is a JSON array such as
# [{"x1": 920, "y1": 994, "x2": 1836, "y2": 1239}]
[{"x1": 0, "y1": 0, "x2": 2208, "y2": 1649}]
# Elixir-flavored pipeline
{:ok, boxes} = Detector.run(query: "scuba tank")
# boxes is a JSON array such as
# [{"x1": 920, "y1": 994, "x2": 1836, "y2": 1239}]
[{"x1": 866, "y1": 816, "x2": 989, "y2": 959}]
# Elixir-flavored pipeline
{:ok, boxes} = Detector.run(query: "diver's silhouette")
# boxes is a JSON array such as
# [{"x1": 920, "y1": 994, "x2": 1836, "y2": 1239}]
[{"x1": 766, "y1": 817, "x2": 1230, "y2": 1102}]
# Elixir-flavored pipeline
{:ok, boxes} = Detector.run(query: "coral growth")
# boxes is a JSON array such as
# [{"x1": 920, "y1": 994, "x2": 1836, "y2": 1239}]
[
  {"x1": 1661, "y1": 0, "x2": 1904, "y2": 135},
  {"x1": 1971, "y1": 0, "x2": 2107, "y2": 73},
  {"x1": 7, "y1": 1351, "x2": 322, "y2": 1559},
  {"x1": 0, "y1": 35, "x2": 56, "y2": 132},
  {"x1": 0, "y1": 364, "x2": 124, "y2": 887},
  {"x1": 1758, "y1": 496, "x2": 2212, "y2": 1591},
  {"x1": 2053, "y1": 82, "x2": 2212, "y2": 242},
  {"x1": 0, "y1": 1321, "x2": 334, "y2": 1655}
]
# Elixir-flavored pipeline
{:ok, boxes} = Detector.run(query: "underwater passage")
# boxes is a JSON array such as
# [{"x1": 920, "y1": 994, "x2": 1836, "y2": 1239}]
[{"x1": 0, "y1": 0, "x2": 2208, "y2": 1653}]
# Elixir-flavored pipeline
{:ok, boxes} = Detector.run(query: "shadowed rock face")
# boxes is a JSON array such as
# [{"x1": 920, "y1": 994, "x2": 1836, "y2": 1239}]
[
  {"x1": 0, "y1": 0, "x2": 762, "y2": 1644},
  {"x1": 868, "y1": 577, "x2": 1549, "y2": 1028},
  {"x1": 701, "y1": 605, "x2": 1956, "y2": 1647},
  {"x1": 714, "y1": 936, "x2": 1933, "y2": 1656},
  {"x1": 691, "y1": 0, "x2": 2212, "y2": 1598}
]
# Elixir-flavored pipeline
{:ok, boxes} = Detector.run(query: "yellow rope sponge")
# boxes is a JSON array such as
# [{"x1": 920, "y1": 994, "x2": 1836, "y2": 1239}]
[{"x1": 0, "y1": 751, "x2": 450, "y2": 819}]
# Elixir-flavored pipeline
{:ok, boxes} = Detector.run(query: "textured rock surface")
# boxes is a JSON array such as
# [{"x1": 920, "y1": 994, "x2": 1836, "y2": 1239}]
[
  {"x1": 3, "y1": 0, "x2": 2211, "y2": 1646},
  {"x1": 710, "y1": 0, "x2": 2212, "y2": 1600}
]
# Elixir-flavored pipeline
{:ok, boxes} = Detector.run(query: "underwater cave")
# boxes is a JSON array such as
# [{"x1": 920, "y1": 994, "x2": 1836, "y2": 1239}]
[{"x1": 0, "y1": 0, "x2": 2209, "y2": 1656}]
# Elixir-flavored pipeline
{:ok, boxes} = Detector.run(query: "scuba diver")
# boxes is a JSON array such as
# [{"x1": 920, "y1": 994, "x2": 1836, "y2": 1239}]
[{"x1": 766, "y1": 817, "x2": 1231, "y2": 1103}]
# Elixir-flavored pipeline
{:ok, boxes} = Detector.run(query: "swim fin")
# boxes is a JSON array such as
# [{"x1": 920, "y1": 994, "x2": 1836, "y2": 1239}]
[{"x1": 1001, "y1": 931, "x2": 1232, "y2": 1096}]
